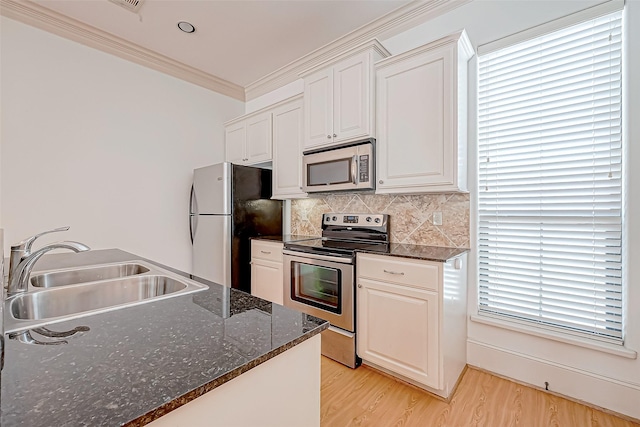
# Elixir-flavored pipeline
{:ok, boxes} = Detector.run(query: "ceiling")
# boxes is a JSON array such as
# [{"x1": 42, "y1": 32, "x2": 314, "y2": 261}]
[{"x1": 30, "y1": 0, "x2": 410, "y2": 89}]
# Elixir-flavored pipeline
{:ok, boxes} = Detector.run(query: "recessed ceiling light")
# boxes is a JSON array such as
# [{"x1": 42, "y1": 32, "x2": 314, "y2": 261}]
[{"x1": 177, "y1": 21, "x2": 196, "y2": 34}]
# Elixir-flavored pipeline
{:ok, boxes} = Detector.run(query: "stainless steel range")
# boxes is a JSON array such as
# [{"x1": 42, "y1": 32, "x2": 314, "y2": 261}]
[{"x1": 283, "y1": 213, "x2": 390, "y2": 368}]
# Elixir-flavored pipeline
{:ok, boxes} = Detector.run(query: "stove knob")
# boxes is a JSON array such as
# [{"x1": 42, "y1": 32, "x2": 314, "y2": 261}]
[
  {"x1": 374, "y1": 218, "x2": 381, "y2": 224},
  {"x1": 332, "y1": 216, "x2": 337, "y2": 221},
  {"x1": 366, "y1": 217, "x2": 372, "y2": 222}
]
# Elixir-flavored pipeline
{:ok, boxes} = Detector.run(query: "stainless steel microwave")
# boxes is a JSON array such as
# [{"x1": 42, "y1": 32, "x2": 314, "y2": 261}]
[{"x1": 302, "y1": 139, "x2": 375, "y2": 193}]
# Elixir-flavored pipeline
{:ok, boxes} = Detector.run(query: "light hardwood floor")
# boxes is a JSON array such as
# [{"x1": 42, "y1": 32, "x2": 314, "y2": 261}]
[{"x1": 321, "y1": 357, "x2": 639, "y2": 426}]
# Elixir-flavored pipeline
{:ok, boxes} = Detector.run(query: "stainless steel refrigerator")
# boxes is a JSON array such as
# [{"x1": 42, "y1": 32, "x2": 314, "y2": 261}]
[{"x1": 190, "y1": 162, "x2": 282, "y2": 292}]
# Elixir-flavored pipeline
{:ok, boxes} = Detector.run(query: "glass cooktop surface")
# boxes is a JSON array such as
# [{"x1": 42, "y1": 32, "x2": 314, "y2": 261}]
[{"x1": 285, "y1": 238, "x2": 390, "y2": 257}]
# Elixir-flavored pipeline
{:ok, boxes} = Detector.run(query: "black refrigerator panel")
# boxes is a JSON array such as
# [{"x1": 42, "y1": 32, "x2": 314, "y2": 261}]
[{"x1": 230, "y1": 164, "x2": 283, "y2": 293}]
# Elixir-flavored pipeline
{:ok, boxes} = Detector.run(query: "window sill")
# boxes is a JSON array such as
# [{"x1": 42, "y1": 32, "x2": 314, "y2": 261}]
[{"x1": 470, "y1": 314, "x2": 637, "y2": 359}]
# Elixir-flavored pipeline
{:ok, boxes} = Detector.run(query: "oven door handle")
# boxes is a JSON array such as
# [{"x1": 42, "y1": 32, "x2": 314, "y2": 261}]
[{"x1": 283, "y1": 249, "x2": 353, "y2": 264}]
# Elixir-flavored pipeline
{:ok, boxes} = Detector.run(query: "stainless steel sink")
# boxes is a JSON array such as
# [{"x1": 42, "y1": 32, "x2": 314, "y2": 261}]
[
  {"x1": 5, "y1": 260, "x2": 209, "y2": 333},
  {"x1": 30, "y1": 263, "x2": 150, "y2": 288},
  {"x1": 13, "y1": 276, "x2": 187, "y2": 320}
]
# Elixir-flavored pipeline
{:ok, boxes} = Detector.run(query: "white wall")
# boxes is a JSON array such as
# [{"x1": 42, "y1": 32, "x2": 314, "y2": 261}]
[
  {"x1": 248, "y1": 0, "x2": 640, "y2": 419},
  {"x1": 0, "y1": 17, "x2": 244, "y2": 273}
]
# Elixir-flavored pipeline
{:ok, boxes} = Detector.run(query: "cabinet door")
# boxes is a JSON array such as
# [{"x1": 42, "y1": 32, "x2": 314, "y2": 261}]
[
  {"x1": 251, "y1": 259, "x2": 284, "y2": 305},
  {"x1": 357, "y1": 277, "x2": 440, "y2": 389},
  {"x1": 376, "y1": 45, "x2": 455, "y2": 192},
  {"x1": 304, "y1": 67, "x2": 333, "y2": 150},
  {"x1": 225, "y1": 122, "x2": 246, "y2": 164},
  {"x1": 272, "y1": 99, "x2": 306, "y2": 199},
  {"x1": 333, "y1": 52, "x2": 370, "y2": 143},
  {"x1": 245, "y1": 112, "x2": 273, "y2": 164}
]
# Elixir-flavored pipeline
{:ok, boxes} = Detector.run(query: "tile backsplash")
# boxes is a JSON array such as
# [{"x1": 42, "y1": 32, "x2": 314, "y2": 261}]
[{"x1": 291, "y1": 193, "x2": 470, "y2": 248}]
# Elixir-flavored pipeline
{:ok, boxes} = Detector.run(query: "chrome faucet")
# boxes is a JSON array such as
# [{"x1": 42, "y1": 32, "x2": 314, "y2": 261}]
[{"x1": 7, "y1": 227, "x2": 90, "y2": 297}]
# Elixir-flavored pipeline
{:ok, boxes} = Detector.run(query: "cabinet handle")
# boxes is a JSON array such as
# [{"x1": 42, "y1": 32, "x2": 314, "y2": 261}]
[
  {"x1": 357, "y1": 284, "x2": 362, "y2": 288},
  {"x1": 383, "y1": 269, "x2": 404, "y2": 276},
  {"x1": 379, "y1": 180, "x2": 384, "y2": 184},
  {"x1": 327, "y1": 135, "x2": 332, "y2": 139},
  {"x1": 333, "y1": 133, "x2": 337, "y2": 138},
  {"x1": 260, "y1": 250, "x2": 271, "y2": 254}
]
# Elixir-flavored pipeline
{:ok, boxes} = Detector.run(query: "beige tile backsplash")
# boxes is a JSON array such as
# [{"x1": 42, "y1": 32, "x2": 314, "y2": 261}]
[{"x1": 290, "y1": 193, "x2": 470, "y2": 248}]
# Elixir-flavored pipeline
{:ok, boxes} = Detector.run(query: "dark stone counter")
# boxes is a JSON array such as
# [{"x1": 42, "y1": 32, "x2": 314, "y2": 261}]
[
  {"x1": 255, "y1": 234, "x2": 468, "y2": 262},
  {"x1": 251, "y1": 234, "x2": 316, "y2": 243},
  {"x1": 378, "y1": 244, "x2": 469, "y2": 262},
  {"x1": 0, "y1": 249, "x2": 328, "y2": 426}
]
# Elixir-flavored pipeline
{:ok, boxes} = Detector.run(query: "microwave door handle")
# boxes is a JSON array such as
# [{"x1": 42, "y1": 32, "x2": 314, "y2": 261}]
[{"x1": 351, "y1": 155, "x2": 358, "y2": 184}]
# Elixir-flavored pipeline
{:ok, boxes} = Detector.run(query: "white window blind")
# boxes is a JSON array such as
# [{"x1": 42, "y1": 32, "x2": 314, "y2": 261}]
[{"x1": 478, "y1": 11, "x2": 623, "y2": 342}]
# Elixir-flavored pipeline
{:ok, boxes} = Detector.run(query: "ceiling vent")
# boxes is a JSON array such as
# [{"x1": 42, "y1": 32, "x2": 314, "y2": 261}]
[{"x1": 108, "y1": 0, "x2": 145, "y2": 13}]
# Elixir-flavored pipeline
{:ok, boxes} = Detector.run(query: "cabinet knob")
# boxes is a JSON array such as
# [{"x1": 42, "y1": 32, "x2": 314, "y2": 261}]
[
  {"x1": 333, "y1": 133, "x2": 337, "y2": 138},
  {"x1": 327, "y1": 135, "x2": 331, "y2": 139},
  {"x1": 379, "y1": 180, "x2": 384, "y2": 184},
  {"x1": 357, "y1": 284, "x2": 362, "y2": 288}
]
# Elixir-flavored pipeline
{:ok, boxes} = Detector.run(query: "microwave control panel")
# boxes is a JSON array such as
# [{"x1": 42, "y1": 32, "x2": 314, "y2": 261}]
[{"x1": 359, "y1": 155, "x2": 369, "y2": 182}]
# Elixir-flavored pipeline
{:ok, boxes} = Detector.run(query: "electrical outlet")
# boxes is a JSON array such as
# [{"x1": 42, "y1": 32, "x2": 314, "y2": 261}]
[
  {"x1": 301, "y1": 210, "x2": 309, "y2": 221},
  {"x1": 433, "y1": 211, "x2": 443, "y2": 226}
]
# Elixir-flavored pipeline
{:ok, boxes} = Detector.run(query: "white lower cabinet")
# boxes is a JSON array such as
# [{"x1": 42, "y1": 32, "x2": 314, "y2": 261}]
[
  {"x1": 251, "y1": 240, "x2": 284, "y2": 305},
  {"x1": 357, "y1": 277, "x2": 440, "y2": 388},
  {"x1": 356, "y1": 252, "x2": 468, "y2": 398}
]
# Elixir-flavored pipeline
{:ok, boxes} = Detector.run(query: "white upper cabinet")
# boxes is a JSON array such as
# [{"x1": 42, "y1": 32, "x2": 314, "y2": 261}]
[
  {"x1": 224, "y1": 122, "x2": 246, "y2": 165},
  {"x1": 302, "y1": 40, "x2": 390, "y2": 151},
  {"x1": 304, "y1": 68, "x2": 333, "y2": 149},
  {"x1": 224, "y1": 111, "x2": 272, "y2": 166},
  {"x1": 375, "y1": 31, "x2": 474, "y2": 193},
  {"x1": 272, "y1": 97, "x2": 306, "y2": 199},
  {"x1": 224, "y1": 95, "x2": 306, "y2": 200}
]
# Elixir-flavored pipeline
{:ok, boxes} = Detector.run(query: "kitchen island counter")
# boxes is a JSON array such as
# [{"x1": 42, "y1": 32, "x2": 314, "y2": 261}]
[{"x1": 1, "y1": 249, "x2": 328, "y2": 426}]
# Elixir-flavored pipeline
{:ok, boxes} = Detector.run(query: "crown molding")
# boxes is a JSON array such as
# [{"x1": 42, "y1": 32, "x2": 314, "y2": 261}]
[
  {"x1": 298, "y1": 38, "x2": 391, "y2": 78},
  {"x1": 224, "y1": 93, "x2": 303, "y2": 126},
  {"x1": 244, "y1": 0, "x2": 474, "y2": 101},
  {"x1": 0, "y1": 0, "x2": 245, "y2": 101}
]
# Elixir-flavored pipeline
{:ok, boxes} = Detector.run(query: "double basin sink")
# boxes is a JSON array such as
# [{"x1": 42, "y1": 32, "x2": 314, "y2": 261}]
[{"x1": 4, "y1": 261, "x2": 209, "y2": 333}]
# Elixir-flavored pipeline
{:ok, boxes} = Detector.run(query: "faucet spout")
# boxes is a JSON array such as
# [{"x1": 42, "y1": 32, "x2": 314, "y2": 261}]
[{"x1": 7, "y1": 229, "x2": 90, "y2": 297}]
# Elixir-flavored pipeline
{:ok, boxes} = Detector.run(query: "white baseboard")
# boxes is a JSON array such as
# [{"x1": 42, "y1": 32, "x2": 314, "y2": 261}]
[{"x1": 467, "y1": 339, "x2": 640, "y2": 421}]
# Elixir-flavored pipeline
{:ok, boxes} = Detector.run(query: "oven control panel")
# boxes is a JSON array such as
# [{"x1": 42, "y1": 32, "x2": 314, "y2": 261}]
[{"x1": 323, "y1": 213, "x2": 386, "y2": 227}]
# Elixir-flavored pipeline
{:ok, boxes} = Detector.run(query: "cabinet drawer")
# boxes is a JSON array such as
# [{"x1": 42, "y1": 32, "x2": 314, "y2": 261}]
[
  {"x1": 357, "y1": 253, "x2": 440, "y2": 291},
  {"x1": 251, "y1": 240, "x2": 283, "y2": 262}
]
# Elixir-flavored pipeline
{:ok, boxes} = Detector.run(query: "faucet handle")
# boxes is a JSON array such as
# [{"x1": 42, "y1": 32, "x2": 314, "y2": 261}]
[{"x1": 12, "y1": 226, "x2": 71, "y2": 254}]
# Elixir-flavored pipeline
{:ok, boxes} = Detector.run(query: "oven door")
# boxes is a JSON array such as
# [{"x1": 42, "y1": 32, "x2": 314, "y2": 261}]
[{"x1": 283, "y1": 250, "x2": 354, "y2": 332}]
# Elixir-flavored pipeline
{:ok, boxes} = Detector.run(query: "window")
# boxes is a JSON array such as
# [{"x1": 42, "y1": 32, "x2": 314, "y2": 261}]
[{"x1": 477, "y1": 11, "x2": 623, "y2": 343}]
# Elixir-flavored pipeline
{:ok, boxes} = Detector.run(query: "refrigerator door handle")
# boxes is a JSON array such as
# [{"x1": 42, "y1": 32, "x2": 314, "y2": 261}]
[
  {"x1": 189, "y1": 185, "x2": 197, "y2": 244},
  {"x1": 189, "y1": 214, "x2": 196, "y2": 245},
  {"x1": 190, "y1": 184, "x2": 197, "y2": 215}
]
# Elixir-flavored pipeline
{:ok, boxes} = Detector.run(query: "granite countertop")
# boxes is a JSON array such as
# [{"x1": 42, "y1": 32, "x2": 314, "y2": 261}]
[
  {"x1": 252, "y1": 234, "x2": 316, "y2": 243},
  {"x1": 255, "y1": 234, "x2": 468, "y2": 262},
  {"x1": 0, "y1": 249, "x2": 328, "y2": 427},
  {"x1": 378, "y1": 244, "x2": 468, "y2": 262}
]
